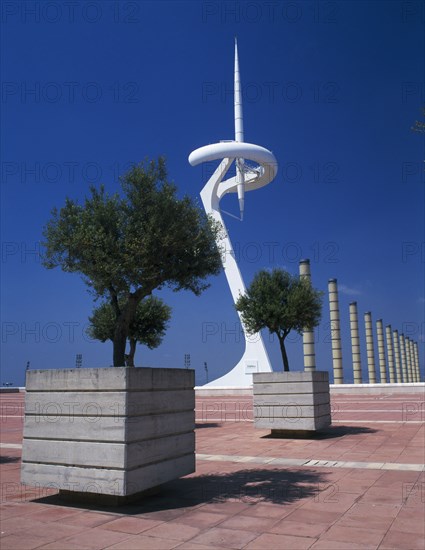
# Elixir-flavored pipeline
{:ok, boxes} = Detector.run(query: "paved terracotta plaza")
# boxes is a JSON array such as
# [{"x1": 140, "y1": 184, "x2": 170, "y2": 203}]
[{"x1": 1, "y1": 390, "x2": 424, "y2": 549}]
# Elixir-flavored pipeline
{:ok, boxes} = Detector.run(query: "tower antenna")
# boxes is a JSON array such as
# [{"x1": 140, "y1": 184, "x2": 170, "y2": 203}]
[{"x1": 234, "y1": 37, "x2": 245, "y2": 220}]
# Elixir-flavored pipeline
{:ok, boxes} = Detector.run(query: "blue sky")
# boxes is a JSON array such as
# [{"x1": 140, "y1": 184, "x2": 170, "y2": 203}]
[{"x1": 1, "y1": 0, "x2": 424, "y2": 386}]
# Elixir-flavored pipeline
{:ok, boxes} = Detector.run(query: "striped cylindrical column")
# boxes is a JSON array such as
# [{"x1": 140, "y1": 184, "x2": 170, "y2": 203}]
[
  {"x1": 414, "y1": 342, "x2": 421, "y2": 382},
  {"x1": 393, "y1": 330, "x2": 402, "y2": 382},
  {"x1": 299, "y1": 260, "x2": 316, "y2": 372},
  {"x1": 376, "y1": 319, "x2": 387, "y2": 383},
  {"x1": 328, "y1": 279, "x2": 343, "y2": 384},
  {"x1": 408, "y1": 340, "x2": 417, "y2": 382},
  {"x1": 405, "y1": 337, "x2": 413, "y2": 382},
  {"x1": 413, "y1": 341, "x2": 420, "y2": 382},
  {"x1": 399, "y1": 334, "x2": 408, "y2": 382},
  {"x1": 349, "y1": 302, "x2": 362, "y2": 383},
  {"x1": 385, "y1": 325, "x2": 395, "y2": 383},
  {"x1": 364, "y1": 312, "x2": 377, "y2": 383}
]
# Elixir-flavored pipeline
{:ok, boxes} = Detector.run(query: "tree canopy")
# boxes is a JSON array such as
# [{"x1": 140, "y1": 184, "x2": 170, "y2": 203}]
[
  {"x1": 87, "y1": 296, "x2": 171, "y2": 367},
  {"x1": 236, "y1": 268, "x2": 323, "y2": 371},
  {"x1": 42, "y1": 157, "x2": 223, "y2": 366}
]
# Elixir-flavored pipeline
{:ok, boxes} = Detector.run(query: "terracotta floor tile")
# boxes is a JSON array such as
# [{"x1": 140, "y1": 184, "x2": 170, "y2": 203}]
[
  {"x1": 0, "y1": 533, "x2": 55, "y2": 550},
  {"x1": 19, "y1": 523, "x2": 88, "y2": 543},
  {"x1": 346, "y1": 502, "x2": 401, "y2": 519},
  {"x1": 285, "y1": 507, "x2": 343, "y2": 524},
  {"x1": 0, "y1": 516, "x2": 42, "y2": 536},
  {"x1": 379, "y1": 529, "x2": 425, "y2": 550},
  {"x1": 137, "y1": 507, "x2": 189, "y2": 522},
  {"x1": 54, "y1": 527, "x2": 132, "y2": 550},
  {"x1": 23, "y1": 506, "x2": 83, "y2": 523},
  {"x1": 240, "y1": 501, "x2": 300, "y2": 519},
  {"x1": 218, "y1": 513, "x2": 279, "y2": 532},
  {"x1": 142, "y1": 521, "x2": 201, "y2": 542},
  {"x1": 336, "y1": 513, "x2": 394, "y2": 531},
  {"x1": 300, "y1": 492, "x2": 360, "y2": 513},
  {"x1": 269, "y1": 518, "x2": 330, "y2": 538},
  {"x1": 390, "y1": 516, "x2": 425, "y2": 535},
  {"x1": 244, "y1": 532, "x2": 316, "y2": 549},
  {"x1": 310, "y1": 538, "x2": 377, "y2": 549},
  {"x1": 175, "y1": 510, "x2": 229, "y2": 529},
  {"x1": 37, "y1": 541, "x2": 92, "y2": 550},
  {"x1": 319, "y1": 524, "x2": 386, "y2": 546},
  {"x1": 105, "y1": 534, "x2": 181, "y2": 549},
  {"x1": 196, "y1": 501, "x2": 251, "y2": 515},
  {"x1": 175, "y1": 543, "x2": 223, "y2": 550},
  {"x1": 98, "y1": 516, "x2": 164, "y2": 534},
  {"x1": 189, "y1": 526, "x2": 258, "y2": 549},
  {"x1": 59, "y1": 511, "x2": 117, "y2": 528}
]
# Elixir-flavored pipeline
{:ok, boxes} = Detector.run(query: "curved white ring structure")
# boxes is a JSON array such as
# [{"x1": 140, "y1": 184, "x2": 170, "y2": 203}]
[
  {"x1": 189, "y1": 142, "x2": 277, "y2": 197},
  {"x1": 188, "y1": 41, "x2": 278, "y2": 387}
]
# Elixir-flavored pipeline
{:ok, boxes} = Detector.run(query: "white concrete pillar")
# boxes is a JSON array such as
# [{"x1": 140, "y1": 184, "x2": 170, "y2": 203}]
[
  {"x1": 385, "y1": 325, "x2": 395, "y2": 383},
  {"x1": 349, "y1": 302, "x2": 362, "y2": 384},
  {"x1": 376, "y1": 319, "x2": 387, "y2": 383},
  {"x1": 364, "y1": 312, "x2": 376, "y2": 383},
  {"x1": 393, "y1": 330, "x2": 402, "y2": 383},
  {"x1": 399, "y1": 334, "x2": 408, "y2": 383},
  {"x1": 299, "y1": 259, "x2": 316, "y2": 372},
  {"x1": 328, "y1": 279, "x2": 343, "y2": 384}
]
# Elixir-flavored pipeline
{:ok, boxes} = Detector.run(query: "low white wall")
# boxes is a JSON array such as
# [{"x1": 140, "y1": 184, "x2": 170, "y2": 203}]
[{"x1": 195, "y1": 382, "x2": 425, "y2": 397}]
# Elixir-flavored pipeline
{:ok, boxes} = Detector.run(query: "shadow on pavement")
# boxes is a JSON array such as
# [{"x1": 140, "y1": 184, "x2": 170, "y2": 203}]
[
  {"x1": 0, "y1": 455, "x2": 21, "y2": 464},
  {"x1": 261, "y1": 425, "x2": 378, "y2": 440},
  {"x1": 34, "y1": 467, "x2": 329, "y2": 515},
  {"x1": 195, "y1": 422, "x2": 222, "y2": 428}
]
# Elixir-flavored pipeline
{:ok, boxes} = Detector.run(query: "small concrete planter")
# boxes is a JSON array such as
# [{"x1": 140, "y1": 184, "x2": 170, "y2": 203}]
[
  {"x1": 253, "y1": 371, "x2": 331, "y2": 436},
  {"x1": 21, "y1": 367, "x2": 195, "y2": 504}
]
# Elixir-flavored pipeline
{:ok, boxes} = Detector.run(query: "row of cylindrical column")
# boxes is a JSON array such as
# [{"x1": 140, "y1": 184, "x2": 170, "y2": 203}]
[
  {"x1": 348, "y1": 307, "x2": 421, "y2": 383},
  {"x1": 300, "y1": 263, "x2": 421, "y2": 383},
  {"x1": 328, "y1": 278, "x2": 421, "y2": 383}
]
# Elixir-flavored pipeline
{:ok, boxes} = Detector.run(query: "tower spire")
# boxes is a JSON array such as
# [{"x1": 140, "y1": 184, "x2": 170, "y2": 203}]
[
  {"x1": 234, "y1": 37, "x2": 245, "y2": 220},
  {"x1": 234, "y1": 37, "x2": 244, "y2": 142}
]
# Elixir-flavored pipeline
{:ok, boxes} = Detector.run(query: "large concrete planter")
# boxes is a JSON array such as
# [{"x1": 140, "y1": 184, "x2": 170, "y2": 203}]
[
  {"x1": 253, "y1": 371, "x2": 331, "y2": 435},
  {"x1": 21, "y1": 367, "x2": 195, "y2": 504}
]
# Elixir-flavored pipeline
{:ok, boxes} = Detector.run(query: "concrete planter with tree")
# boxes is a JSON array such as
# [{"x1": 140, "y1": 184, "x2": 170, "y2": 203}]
[
  {"x1": 236, "y1": 268, "x2": 331, "y2": 435},
  {"x1": 22, "y1": 367, "x2": 195, "y2": 504},
  {"x1": 21, "y1": 159, "x2": 222, "y2": 502}
]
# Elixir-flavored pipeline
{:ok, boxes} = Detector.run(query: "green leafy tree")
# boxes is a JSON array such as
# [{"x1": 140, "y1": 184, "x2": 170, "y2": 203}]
[
  {"x1": 236, "y1": 268, "x2": 323, "y2": 372},
  {"x1": 87, "y1": 296, "x2": 171, "y2": 367},
  {"x1": 42, "y1": 157, "x2": 222, "y2": 366}
]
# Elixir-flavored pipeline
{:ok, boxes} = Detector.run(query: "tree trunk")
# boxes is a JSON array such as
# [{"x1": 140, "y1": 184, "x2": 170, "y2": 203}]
[
  {"x1": 112, "y1": 295, "x2": 138, "y2": 367},
  {"x1": 278, "y1": 334, "x2": 290, "y2": 372},
  {"x1": 127, "y1": 339, "x2": 137, "y2": 367},
  {"x1": 113, "y1": 331, "x2": 127, "y2": 367}
]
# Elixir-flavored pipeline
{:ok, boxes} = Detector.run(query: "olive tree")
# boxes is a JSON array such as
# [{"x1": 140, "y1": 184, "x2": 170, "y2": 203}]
[
  {"x1": 42, "y1": 157, "x2": 222, "y2": 366},
  {"x1": 87, "y1": 296, "x2": 171, "y2": 366},
  {"x1": 236, "y1": 268, "x2": 323, "y2": 372}
]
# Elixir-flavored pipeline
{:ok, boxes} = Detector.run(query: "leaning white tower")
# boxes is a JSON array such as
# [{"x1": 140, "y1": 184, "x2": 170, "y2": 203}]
[{"x1": 189, "y1": 39, "x2": 278, "y2": 386}]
